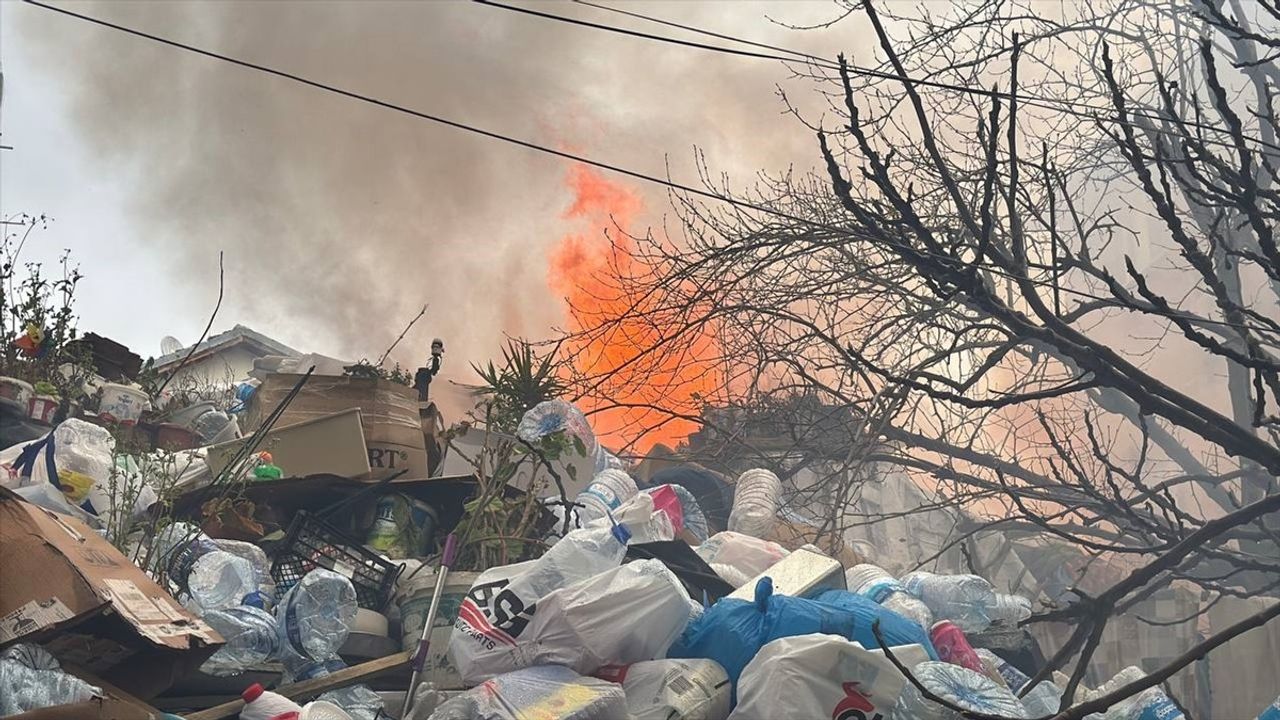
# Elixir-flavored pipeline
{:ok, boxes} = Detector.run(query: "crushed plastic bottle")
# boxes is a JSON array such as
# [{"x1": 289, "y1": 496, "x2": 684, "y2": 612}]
[
  {"x1": 728, "y1": 468, "x2": 781, "y2": 539},
  {"x1": 575, "y1": 469, "x2": 639, "y2": 525},
  {"x1": 845, "y1": 563, "x2": 934, "y2": 629},
  {"x1": 0, "y1": 644, "x2": 101, "y2": 716},
  {"x1": 503, "y1": 522, "x2": 632, "y2": 604},
  {"x1": 1258, "y1": 695, "x2": 1280, "y2": 720},
  {"x1": 901, "y1": 570, "x2": 996, "y2": 633},
  {"x1": 987, "y1": 593, "x2": 1033, "y2": 625},
  {"x1": 1087, "y1": 666, "x2": 1185, "y2": 720},
  {"x1": 975, "y1": 648, "x2": 1063, "y2": 717},
  {"x1": 516, "y1": 400, "x2": 597, "y2": 455},
  {"x1": 275, "y1": 569, "x2": 357, "y2": 661},
  {"x1": 201, "y1": 606, "x2": 281, "y2": 676},
  {"x1": 153, "y1": 522, "x2": 264, "y2": 613},
  {"x1": 891, "y1": 661, "x2": 1029, "y2": 720},
  {"x1": 212, "y1": 538, "x2": 277, "y2": 608},
  {"x1": 316, "y1": 684, "x2": 383, "y2": 720}
]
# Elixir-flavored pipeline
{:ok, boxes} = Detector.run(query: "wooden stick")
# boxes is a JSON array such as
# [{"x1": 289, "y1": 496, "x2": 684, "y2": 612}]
[{"x1": 182, "y1": 651, "x2": 411, "y2": 720}]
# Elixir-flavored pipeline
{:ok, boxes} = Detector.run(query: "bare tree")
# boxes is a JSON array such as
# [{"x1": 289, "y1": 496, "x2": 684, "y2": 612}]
[{"x1": 564, "y1": 0, "x2": 1280, "y2": 716}]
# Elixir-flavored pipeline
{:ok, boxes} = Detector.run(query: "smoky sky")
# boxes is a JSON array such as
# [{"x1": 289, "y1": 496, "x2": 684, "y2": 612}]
[{"x1": 5, "y1": 0, "x2": 844, "y2": 415}]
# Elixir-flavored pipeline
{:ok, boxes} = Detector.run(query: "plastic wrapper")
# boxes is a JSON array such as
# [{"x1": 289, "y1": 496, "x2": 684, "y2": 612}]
[
  {"x1": 695, "y1": 532, "x2": 789, "y2": 579},
  {"x1": 428, "y1": 666, "x2": 626, "y2": 720},
  {"x1": 731, "y1": 634, "x2": 930, "y2": 720},
  {"x1": 601, "y1": 659, "x2": 731, "y2": 720},
  {"x1": 0, "y1": 644, "x2": 101, "y2": 717},
  {"x1": 890, "y1": 661, "x2": 1029, "y2": 720}
]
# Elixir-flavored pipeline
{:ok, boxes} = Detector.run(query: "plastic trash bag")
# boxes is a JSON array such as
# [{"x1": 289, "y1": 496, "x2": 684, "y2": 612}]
[
  {"x1": 0, "y1": 644, "x2": 101, "y2": 717},
  {"x1": 598, "y1": 659, "x2": 731, "y2": 720},
  {"x1": 645, "y1": 483, "x2": 710, "y2": 542},
  {"x1": 454, "y1": 560, "x2": 691, "y2": 685},
  {"x1": 812, "y1": 590, "x2": 939, "y2": 660},
  {"x1": 586, "y1": 492, "x2": 674, "y2": 544},
  {"x1": 668, "y1": 577, "x2": 860, "y2": 703},
  {"x1": 730, "y1": 634, "x2": 932, "y2": 720},
  {"x1": 427, "y1": 665, "x2": 627, "y2": 720}
]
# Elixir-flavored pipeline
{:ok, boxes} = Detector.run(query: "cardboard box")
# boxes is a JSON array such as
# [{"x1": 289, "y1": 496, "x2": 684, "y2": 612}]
[
  {"x1": 245, "y1": 373, "x2": 428, "y2": 481},
  {"x1": 0, "y1": 491, "x2": 222, "y2": 698},
  {"x1": 206, "y1": 407, "x2": 372, "y2": 480},
  {"x1": 8, "y1": 697, "x2": 155, "y2": 720}
]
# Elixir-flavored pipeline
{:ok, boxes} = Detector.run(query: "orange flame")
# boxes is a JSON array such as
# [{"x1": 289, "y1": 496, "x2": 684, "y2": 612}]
[{"x1": 551, "y1": 164, "x2": 722, "y2": 453}]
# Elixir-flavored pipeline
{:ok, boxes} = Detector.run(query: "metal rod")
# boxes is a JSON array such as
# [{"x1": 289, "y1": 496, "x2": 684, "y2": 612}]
[{"x1": 402, "y1": 532, "x2": 458, "y2": 717}]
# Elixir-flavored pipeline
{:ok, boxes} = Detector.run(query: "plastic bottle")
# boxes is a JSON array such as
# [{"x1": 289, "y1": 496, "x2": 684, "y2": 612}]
[
  {"x1": 212, "y1": 538, "x2": 276, "y2": 608},
  {"x1": 279, "y1": 655, "x2": 383, "y2": 720},
  {"x1": 728, "y1": 468, "x2": 781, "y2": 539},
  {"x1": 201, "y1": 606, "x2": 281, "y2": 676},
  {"x1": 975, "y1": 648, "x2": 1064, "y2": 717},
  {"x1": 891, "y1": 661, "x2": 1029, "y2": 720},
  {"x1": 154, "y1": 522, "x2": 263, "y2": 613},
  {"x1": 240, "y1": 682, "x2": 302, "y2": 720},
  {"x1": 516, "y1": 400, "x2": 597, "y2": 455},
  {"x1": 988, "y1": 593, "x2": 1033, "y2": 625},
  {"x1": 845, "y1": 563, "x2": 935, "y2": 628},
  {"x1": 1258, "y1": 695, "x2": 1280, "y2": 720},
  {"x1": 0, "y1": 644, "x2": 101, "y2": 717},
  {"x1": 575, "y1": 469, "x2": 639, "y2": 524},
  {"x1": 503, "y1": 523, "x2": 632, "y2": 603},
  {"x1": 1088, "y1": 667, "x2": 1185, "y2": 720},
  {"x1": 275, "y1": 569, "x2": 358, "y2": 661},
  {"x1": 901, "y1": 570, "x2": 996, "y2": 633}
]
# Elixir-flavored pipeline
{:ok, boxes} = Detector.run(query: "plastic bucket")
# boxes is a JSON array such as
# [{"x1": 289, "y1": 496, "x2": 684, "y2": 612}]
[
  {"x1": 398, "y1": 571, "x2": 477, "y2": 690},
  {"x1": 99, "y1": 383, "x2": 149, "y2": 425},
  {"x1": 27, "y1": 395, "x2": 58, "y2": 424},
  {"x1": 0, "y1": 377, "x2": 34, "y2": 409},
  {"x1": 365, "y1": 494, "x2": 438, "y2": 559}
]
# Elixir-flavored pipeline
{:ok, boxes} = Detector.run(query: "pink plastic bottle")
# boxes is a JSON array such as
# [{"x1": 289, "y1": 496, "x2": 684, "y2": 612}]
[{"x1": 240, "y1": 683, "x2": 302, "y2": 720}]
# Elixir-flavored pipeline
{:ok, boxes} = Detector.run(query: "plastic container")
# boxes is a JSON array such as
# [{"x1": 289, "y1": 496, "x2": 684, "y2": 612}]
[
  {"x1": 201, "y1": 606, "x2": 281, "y2": 676},
  {"x1": 270, "y1": 511, "x2": 401, "y2": 612},
  {"x1": 300, "y1": 700, "x2": 353, "y2": 720},
  {"x1": 575, "y1": 469, "x2": 639, "y2": 524},
  {"x1": 1258, "y1": 696, "x2": 1280, "y2": 720},
  {"x1": 213, "y1": 538, "x2": 277, "y2": 606},
  {"x1": 316, "y1": 684, "x2": 383, "y2": 720},
  {"x1": 1088, "y1": 666, "x2": 1186, "y2": 720},
  {"x1": 240, "y1": 682, "x2": 302, "y2": 720},
  {"x1": 502, "y1": 523, "x2": 631, "y2": 606},
  {"x1": 397, "y1": 570, "x2": 477, "y2": 690},
  {"x1": 845, "y1": 563, "x2": 934, "y2": 629},
  {"x1": 365, "y1": 493, "x2": 437, "y2": 559},
  {"x1": 154, "y1": 522, "x2": 265, "y2": 612},
  {"x1": 98, "y1": 382, "x2": 149, "y2": 425},
  {"x1": 516, "y1": 400, "x2": 597, "y2": 454},
  {"x1": 902, "y1": 571, "x2": 996, "y2": 633},
  {"x1": 0, "y1": 376, "x2": 34, "y2": 409},
  {"x1": 0, "y1": 644, "x2": 101, "y2": 717},
  {"x1": 27, "y1": 395, "x2": 58, "y2": 424},
  {"x1": 646, "y1": 483, "x2": 709, "y2": 542},
  {"x1": 891, "y1": 661, "x2": 1029, "y2": 720},
  {"x1": 930, "y1": 620, "x2": 1004, "y2": 686},
  {"x1": 728, "y1": 468, "x2": 781, "y2": 538},
  {"x1": 275, "y1": 569, "x2": 358, "y2": 661}
]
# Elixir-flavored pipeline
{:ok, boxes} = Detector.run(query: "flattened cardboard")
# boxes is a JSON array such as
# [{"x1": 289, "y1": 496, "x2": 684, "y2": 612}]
[{"x1": 0, "y1": 491, "x2": 221, "y2": 697}]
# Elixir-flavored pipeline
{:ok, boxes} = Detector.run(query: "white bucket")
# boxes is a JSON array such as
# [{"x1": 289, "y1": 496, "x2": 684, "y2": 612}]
[
  {"x1": 399, "y1": 571, "x2": 477, "y2": 690},
  {"x1": 99, "y1": 383, "x2": 149, "y2": 425}
]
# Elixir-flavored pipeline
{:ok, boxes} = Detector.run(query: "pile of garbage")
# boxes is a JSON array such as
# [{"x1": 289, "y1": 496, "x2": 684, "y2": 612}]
[{"x1": 2, "y1": 384, "x2": 1278, "y2": 720}]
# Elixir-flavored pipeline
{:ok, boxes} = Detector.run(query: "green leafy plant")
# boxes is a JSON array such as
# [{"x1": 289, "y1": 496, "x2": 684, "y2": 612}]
[
  {"x1": 469, "y1": 339, "x2": 568, "y2": 432},
  {"x1": 343, "y1": 358, "x2": 413, "y2": 386}
]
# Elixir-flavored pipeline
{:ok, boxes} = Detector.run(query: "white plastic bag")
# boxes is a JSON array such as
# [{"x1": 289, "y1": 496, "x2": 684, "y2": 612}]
[
  {"x1": 695, "y1": 532, "x2": 789, "y2": 579},
  {"x1": 427, "y1": 665, "x2": 626, "y2": 720},
  {"x1": 451, "y1": 560, "x2": 691, "y2": 685},
  {"x1": 730, "y1": 633, "x2": 931, "y2": 720},
  {"x1": 599, "y1": 659, "x2": 731, "y2": 720},
  {"x1": 586, "y1": 492, "x2": 674, "y2": 544}
]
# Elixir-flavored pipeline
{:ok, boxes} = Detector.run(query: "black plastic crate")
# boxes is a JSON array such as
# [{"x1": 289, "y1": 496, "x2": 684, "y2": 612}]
[{"x1": 270, "y1": 510, "x2": 401, "y2": 612}]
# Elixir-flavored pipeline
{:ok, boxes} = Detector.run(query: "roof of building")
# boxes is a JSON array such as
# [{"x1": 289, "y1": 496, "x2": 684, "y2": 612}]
[{"x1": 153, "y1": 324, "x2": 300, "y2": 369}]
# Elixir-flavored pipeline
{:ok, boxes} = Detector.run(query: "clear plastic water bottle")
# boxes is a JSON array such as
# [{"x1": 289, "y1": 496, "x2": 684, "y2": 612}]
[
  {"x1": 891, "y1": 661, "x2": 1029, "y2": 720},
  {"x1": 503, "y1": 523, "x2": 631, "y2": 603},
  {"x1": 212, "y1": 538, "x2": 276, "y2": 607},
  {"x1": 154, "y1": 523, "x2": 262, "y2": 613},
  {"x1": 975, "y1": 648, "x2": 1063, "y2": 716},
  {"x1": 575, "y1": 469, "x2": 639, "y2": 524},
  {"x1": 902, "y1": 570, "x2": 996, "y2": 633},
  {"x1": 200, "y1": 606, "x2": 281, "y2": 676},
  {"x1": 845, "y1": 564, "x2": 934, "y2": 628},
  {"x1": 317, "y1": 683, "x2": 383, "y2": 720},
  {"x1": 987, "y1": 593, "x2": 1033, "y2": 625},
  {"x1": 275, "y1": 569, "x2": 357, "y2": 661},
  {"x1": 516, "y1": 400, "x2": 597, "y2": 455},
  {"x1": 1089, "y1": 667, "x2": 1185, "y2": 720},
  {"x1": 0, "y1": 644, "x2": 101, "y2": 717},
  {"x1": 728, "y1": 469, "x2": 781, "y2": 539}
]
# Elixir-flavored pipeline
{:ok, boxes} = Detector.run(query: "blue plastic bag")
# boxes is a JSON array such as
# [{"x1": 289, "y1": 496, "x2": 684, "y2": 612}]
[
  {"x1": 668, "y1": 577, "x2": 860, "y2": 702},
  {"x1": 812, "y1": 589, "x2": 938, "y2": 660}
]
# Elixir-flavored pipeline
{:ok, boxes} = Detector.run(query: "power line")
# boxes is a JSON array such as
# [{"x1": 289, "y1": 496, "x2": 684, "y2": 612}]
[
  {"x1": 20, "y1": 0, "x2": 1274, "y2": 337},
  {"x1": 479, "y1": 0, "x2": 1280, "y2": 156}
]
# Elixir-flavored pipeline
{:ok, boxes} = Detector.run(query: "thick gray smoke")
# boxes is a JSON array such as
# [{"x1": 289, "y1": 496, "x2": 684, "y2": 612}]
[{"x1": 11, "y1": 1, "x2": 839, "y2": 416}]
